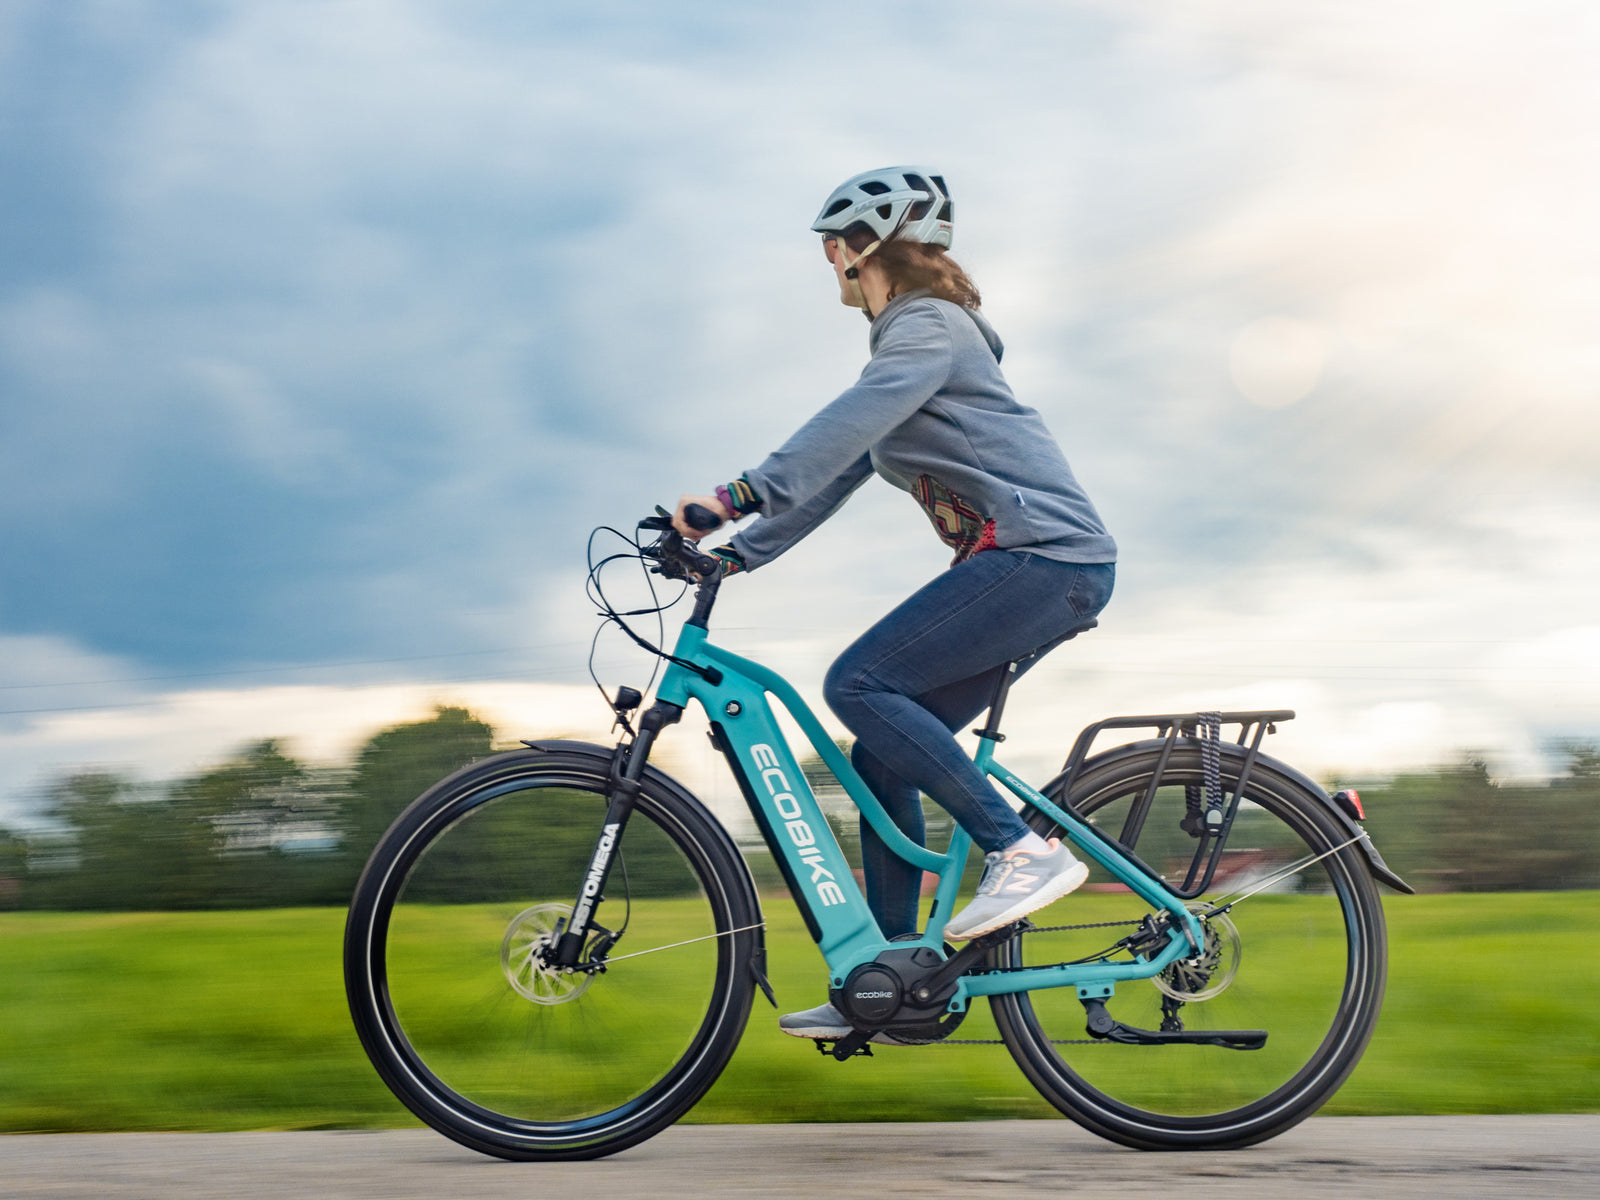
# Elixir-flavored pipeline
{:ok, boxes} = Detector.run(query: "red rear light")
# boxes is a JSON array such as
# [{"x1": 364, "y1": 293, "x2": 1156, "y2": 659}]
[{"x1": 1332, "y1": 789, "x2": 1365, "y2": 821}]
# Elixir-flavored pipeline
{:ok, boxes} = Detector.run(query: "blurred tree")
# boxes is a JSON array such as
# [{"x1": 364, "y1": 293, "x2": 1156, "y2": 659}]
[
  {"x1": 1531, "y1": 742, "x2": 1600, "y2": 890},
  {"x1": 1353, "y1": 746, "x2": 1600, "y2": 892},
  {"x1": 173, "y1": 740, "x2": 305, "y2": 855},
  {"x1": 0, "y1": 826, "x2": 26, "y2": 909},
  {"x1": 27, "y1": 771, "x2": 213, "y2": 909},
  {"x1": 361, "y1": 712, "x2": 697, "y2": 904},
  {"x1": 1561, "y1": 742, "x2": 1600, "y2": 782},
  {"x1": 340, "y1": 706, "x2": 494, "y2": 873},
  {"x1": 9, "y1": 721, "x2": 1593, "y2": 910},
  {"x1": 168, "y1": 740, "x2": 348, "y2": 907}
]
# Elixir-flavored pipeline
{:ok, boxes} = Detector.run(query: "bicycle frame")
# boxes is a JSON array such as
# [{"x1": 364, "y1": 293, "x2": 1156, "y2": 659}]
[
  {"x1": 653, "y1": 620, "x2": 1206, "y2": 1012},
  {"x1": 351, "y1": 525, "x2": 1401, "y2": 1158}
]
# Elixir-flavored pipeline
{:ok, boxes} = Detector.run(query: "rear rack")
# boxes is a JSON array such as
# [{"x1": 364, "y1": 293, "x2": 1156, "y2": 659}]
[{"x1": 1045, "y1": 710, "x2": 1294, "y2": 902}]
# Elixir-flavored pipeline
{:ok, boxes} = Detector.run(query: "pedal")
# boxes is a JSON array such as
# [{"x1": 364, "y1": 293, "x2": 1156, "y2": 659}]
[{"x1": 815, "y1": 1031, "x2": 874, "y2": 1061}]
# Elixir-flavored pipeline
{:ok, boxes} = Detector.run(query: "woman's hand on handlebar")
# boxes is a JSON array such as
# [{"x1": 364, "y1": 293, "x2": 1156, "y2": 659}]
[{"x1": 673, "y1": 494, "x2": 732, "y2": 540}]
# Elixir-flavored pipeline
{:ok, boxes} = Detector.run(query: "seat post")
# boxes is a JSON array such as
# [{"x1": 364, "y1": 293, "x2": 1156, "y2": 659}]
[{"x1": 973, "y1": 661, "x2": 1019, "y2": 743}]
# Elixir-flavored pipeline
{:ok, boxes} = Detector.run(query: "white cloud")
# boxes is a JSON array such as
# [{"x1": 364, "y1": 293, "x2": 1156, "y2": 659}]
[{"x1": 1, "y1": 1, "x2": 1597, "y2": 827}]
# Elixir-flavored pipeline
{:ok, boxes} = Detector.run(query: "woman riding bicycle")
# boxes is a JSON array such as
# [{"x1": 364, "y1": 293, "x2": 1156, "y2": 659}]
[{"x1": 673, "y1": 166, "x2": 1117, "y2": 1040}]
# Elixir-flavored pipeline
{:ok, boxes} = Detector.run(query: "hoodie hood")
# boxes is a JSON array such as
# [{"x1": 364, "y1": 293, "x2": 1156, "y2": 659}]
[
  {"x1": 872, "y1": 290, "x2": 1005, "y2": 362},
  {"x1": 960, "y1": 305, "x2": 1004, "y2": 362}
]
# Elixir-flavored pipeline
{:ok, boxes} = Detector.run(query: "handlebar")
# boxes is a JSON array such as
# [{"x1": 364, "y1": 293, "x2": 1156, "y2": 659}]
[
  {"x1": 640, "y1": 505, "x2": 724, "y2": 593},
  {"x1": 682, "y1": 503, "x2": 723, "y2": 533}
]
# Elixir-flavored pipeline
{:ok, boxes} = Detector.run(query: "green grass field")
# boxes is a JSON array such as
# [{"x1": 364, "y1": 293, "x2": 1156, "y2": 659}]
[{"x1": 1, "y1": 891, "x2": 1597, "y2": 1132}]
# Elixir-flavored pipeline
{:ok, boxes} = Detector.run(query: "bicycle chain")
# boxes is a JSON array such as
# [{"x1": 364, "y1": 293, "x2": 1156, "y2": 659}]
[{"x1": 1026, "y1": 918, "x2": 1143, "y2": 934}]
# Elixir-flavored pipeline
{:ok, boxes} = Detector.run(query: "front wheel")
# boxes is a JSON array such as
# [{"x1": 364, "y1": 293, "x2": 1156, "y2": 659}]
[
  {"x1": 344, "y1": 747, "x2": 761, "y2": 1160},
  {"x1": 991, "y1": 743, "x2": 1387, "y2": 1150}
]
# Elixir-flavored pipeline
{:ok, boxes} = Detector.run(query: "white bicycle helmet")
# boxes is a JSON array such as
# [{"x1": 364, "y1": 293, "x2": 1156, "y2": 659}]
[{"x1": 811, "y1": 166, "x2": 953, "y2": 248}]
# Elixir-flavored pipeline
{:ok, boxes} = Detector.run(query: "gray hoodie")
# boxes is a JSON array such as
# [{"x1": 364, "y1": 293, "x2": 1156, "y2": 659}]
[{"x1": 730, "y1": 290, "x2": 1117, "y2": 571}]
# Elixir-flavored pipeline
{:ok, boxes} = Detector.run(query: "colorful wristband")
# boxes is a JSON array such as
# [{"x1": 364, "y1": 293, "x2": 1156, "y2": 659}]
[
  {"x1": 709, "y1": 544, "x2": 746, "y2": 576},
  {"x1": 718, "y1": 476, "x2": 763, "y2": 517}
]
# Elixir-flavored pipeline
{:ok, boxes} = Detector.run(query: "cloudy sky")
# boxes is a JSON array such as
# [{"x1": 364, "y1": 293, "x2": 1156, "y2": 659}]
[{"x1": 2, "y1": 0, "x2": 1597, "y2": 826}]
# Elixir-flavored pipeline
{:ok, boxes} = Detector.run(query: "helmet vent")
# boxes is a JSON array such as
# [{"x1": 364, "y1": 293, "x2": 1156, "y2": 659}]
[
  {"x1": 876, "y1": 204, "x2": 892, "y2": 220},
  {"x1": 903, "y1": 174, "x2": 934, "y2": 221},
  {"x1": 930, "y1": 175, "x2": 948, "y2": 194},
  {"x1": 937, "y1": 200, "x2": 953, "y2": 221},
  {"x1": 859, "y1": 180, "x2": 891, "y2": 196},
  {"x1": 824, "y1": 199, "x2": 851, "y2": 218}
]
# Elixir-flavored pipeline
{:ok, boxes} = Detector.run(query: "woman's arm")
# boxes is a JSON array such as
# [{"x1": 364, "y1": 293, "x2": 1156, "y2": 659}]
[
  {"x1": 743, "y1": 303, "x2": 954, "y2": 517},
  {"x1": 727, "y1": 453, "x2": 874, "y2": 571}
]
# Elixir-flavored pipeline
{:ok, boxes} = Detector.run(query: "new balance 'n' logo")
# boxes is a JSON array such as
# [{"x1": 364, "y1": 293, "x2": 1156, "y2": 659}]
[{"x1": 999, "y1": 869, "x2": 1041, "y2": 894}]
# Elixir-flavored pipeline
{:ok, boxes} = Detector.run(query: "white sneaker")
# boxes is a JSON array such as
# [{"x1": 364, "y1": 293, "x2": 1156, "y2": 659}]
[
  {"x1": 777, "y1": 1002, "x2": 908, "y2": 1045},
  {"x1": 943, "y1": 838, "x2": 1089, "y2": 941},
  {"x1": 778, "y1": 1002, "x2": 851, "y2": 1039}
]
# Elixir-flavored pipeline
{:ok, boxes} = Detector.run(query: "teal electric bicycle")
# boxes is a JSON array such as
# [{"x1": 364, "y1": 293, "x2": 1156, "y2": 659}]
[{"x1": 345, "y1": 507, "x2": 1411, "y2": 1161}]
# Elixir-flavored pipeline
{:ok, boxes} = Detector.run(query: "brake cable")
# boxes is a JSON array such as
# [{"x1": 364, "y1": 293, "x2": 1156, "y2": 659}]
[{"x1": 583, "y1": 521, "x2": 689, "y2": 713}]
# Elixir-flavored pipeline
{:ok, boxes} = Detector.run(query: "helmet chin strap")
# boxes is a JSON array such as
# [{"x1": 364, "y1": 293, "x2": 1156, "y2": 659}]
[{"x1": 838, "y1": 238, "x2": 883, "y2": 316}]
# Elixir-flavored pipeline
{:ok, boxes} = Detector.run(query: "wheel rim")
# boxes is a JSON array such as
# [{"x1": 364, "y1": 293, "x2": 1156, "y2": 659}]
[
  {"x1": 374, "y1": 777, "x2": 727, "y2": 1127},
  {"x1": 1003, "y1": 760, "x2": 1376, "y2": 1128}
]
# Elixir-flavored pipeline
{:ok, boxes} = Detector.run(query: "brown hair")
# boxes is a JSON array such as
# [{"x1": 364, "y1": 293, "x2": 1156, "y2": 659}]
[{"x1": 841, "y1": 226, "x2": 982, "y2": 309}]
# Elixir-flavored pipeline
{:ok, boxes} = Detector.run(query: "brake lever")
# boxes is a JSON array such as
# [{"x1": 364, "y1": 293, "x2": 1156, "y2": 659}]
[
  {"x1": 639, "y1": 507, "x2": 723, "y2": 582},
  {"x1": 639, "y1": 506, "x2": 675, "y2": 533},
  {"x1": 647, "y1": 532, "x2": 690, "y2": 581}
]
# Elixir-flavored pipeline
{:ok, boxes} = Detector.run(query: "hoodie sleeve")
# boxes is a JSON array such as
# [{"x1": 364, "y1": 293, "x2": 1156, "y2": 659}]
[
  {"x1": 741, "y1": 302, "x2": 954, "y2": 517},
  {"x1": 727, "y1": 453, "x2": 873, "y2": 571}
]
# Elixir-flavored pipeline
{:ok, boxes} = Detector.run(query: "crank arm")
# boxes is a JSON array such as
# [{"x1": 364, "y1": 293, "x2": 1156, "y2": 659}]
[{"x1": 909, "y1": 922, "x2": 1028, "y2": 1004}]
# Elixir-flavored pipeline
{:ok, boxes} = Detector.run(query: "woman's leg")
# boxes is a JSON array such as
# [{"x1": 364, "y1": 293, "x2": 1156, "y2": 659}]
[
  {"x1": 851, "y1": 741, "x2": 924, "y2": 940},
  {"x1": 852, "y1": 669, "x2": 999, "y2": 937},
  {"x1": 825, "y1": 553, "x2": 1114, "y2": 930},
  {"x1": 850, "y1": 624, "x2": 1100, "y2": 936}
]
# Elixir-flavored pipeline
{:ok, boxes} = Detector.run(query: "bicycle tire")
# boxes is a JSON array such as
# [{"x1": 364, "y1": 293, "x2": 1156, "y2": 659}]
[
  {"x1": 344, "y1": 745, "x2": 761, "y2": 1160},
  {"x1": 990, "y1": 741, "x2": 1387, "y2": 1150}
]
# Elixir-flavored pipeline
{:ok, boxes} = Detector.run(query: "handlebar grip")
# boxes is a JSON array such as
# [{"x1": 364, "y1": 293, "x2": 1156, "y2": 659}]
[{"x1": 683, "y1": 503, "x2": 723, "y2": 533}]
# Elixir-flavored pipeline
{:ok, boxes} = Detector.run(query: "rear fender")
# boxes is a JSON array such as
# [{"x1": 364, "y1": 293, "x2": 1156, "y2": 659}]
[
  {"x1": 1050, "y1": 739, "x2": 1415, "y2": 896},
  {"x1": 1253, "y1": 751, "x2": 1415, "y2": 895}
]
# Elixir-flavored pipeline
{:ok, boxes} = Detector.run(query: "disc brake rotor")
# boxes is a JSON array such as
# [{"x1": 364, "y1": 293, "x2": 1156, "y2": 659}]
[
  {"x1": 1153, "y1": 902, "x2": 1241, "y2": 1002},
  {"x1": 501, "y1": 902, "x2": 594, "y2": 1005}
]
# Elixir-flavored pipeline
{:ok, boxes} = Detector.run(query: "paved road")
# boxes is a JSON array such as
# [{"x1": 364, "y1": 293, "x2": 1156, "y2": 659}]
[{"x1": 3, "y1": 1117, "x2": 1596, "y2": 1199}]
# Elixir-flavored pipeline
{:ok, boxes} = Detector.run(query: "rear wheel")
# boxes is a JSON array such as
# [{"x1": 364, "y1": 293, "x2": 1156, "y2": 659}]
[
  {"x1": 344, "y1": 747, "x2": 760, "y2": 1160},
  {"x1": 991, "y1": 743, "x2": 1386, "y2": 1149}
]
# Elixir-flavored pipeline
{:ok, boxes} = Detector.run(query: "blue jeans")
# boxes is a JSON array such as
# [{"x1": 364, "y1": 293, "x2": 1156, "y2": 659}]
[{"x1": 822, "y1": 552, "x2": 1115, "y2": 938}]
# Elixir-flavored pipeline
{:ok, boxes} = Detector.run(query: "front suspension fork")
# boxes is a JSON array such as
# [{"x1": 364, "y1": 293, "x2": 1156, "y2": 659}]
[{"x1": 550, "y1": 701, "x2": 682, "y2": 967}]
